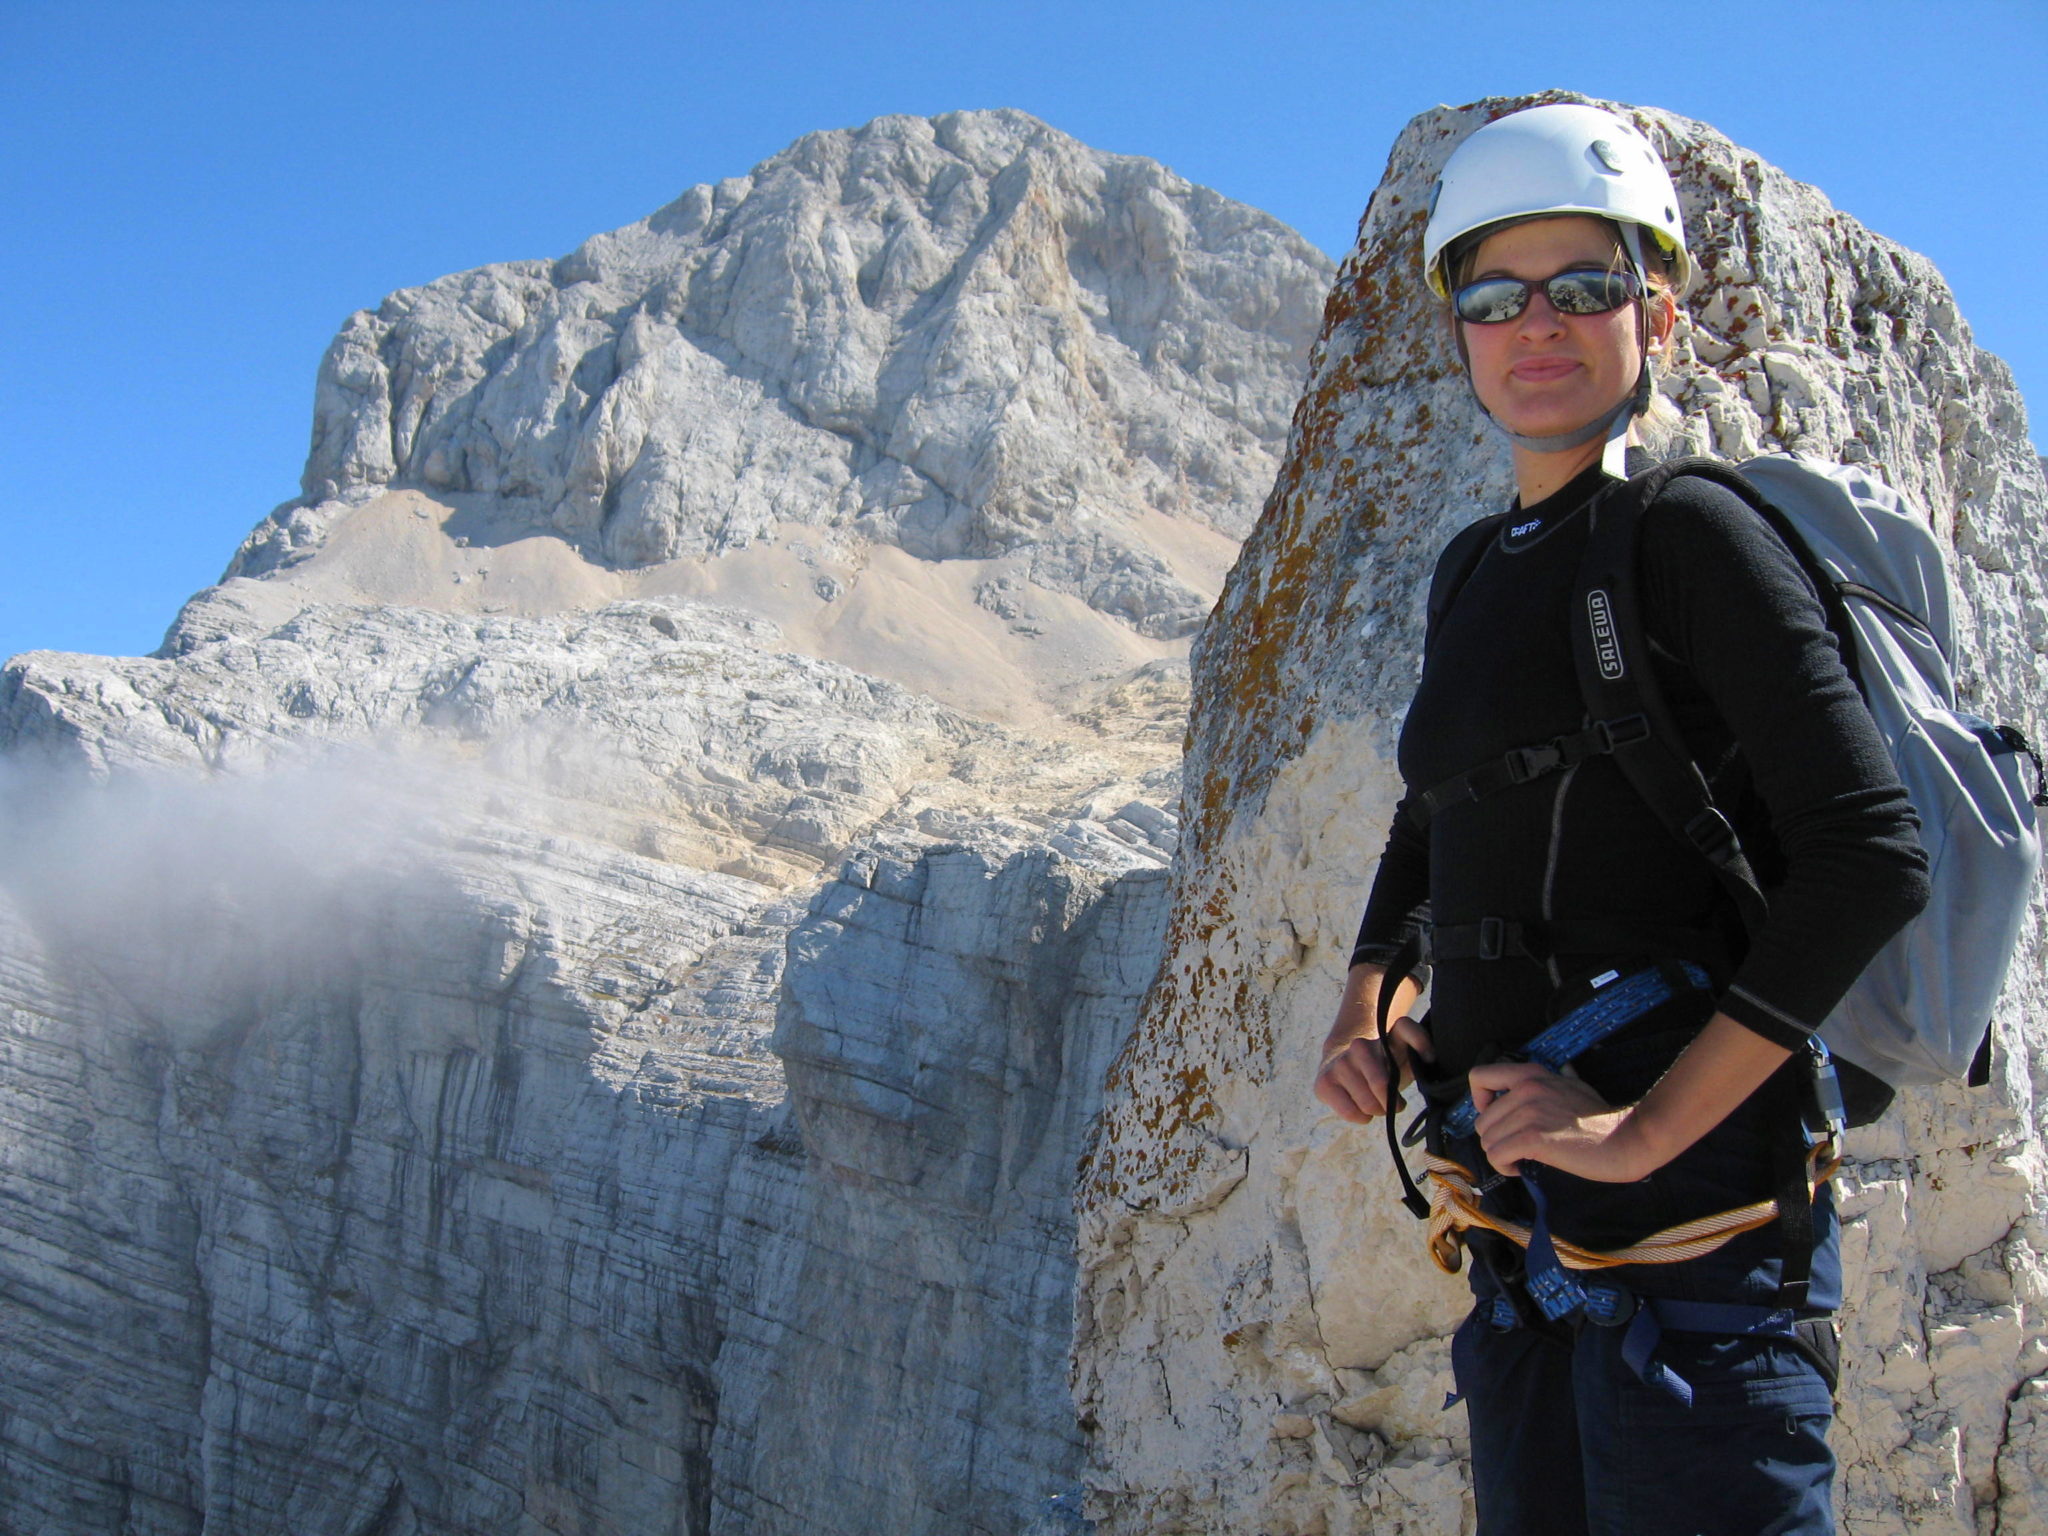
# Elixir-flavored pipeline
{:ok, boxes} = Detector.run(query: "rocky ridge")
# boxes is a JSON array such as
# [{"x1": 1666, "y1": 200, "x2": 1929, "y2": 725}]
[
  {"x1": 210, "y1": 108, "x2": 1330, "y2": 724},
  {"x1": 1075, "y1": 94, "x2": 2048, "y2": 1535}
]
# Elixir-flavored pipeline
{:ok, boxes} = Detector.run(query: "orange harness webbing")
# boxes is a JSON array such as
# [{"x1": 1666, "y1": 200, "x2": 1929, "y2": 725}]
[{"x1": 1419, "y1": 1145, "x2": 1841, "y2": 1276}]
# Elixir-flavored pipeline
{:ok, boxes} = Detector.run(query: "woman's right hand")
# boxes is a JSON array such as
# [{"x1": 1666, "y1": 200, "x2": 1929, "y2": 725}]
[{"x1": 1314, "y1": 962, "x2": 1431, "y2": 1124}]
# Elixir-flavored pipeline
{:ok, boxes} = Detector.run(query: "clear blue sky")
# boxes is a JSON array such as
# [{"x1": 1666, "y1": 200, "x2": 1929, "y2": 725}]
[{"x1": 3, "y1": 0, "x2": 2042, "y2": 664}]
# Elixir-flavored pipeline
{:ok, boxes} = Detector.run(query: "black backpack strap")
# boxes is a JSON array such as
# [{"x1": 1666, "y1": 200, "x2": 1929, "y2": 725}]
[
  {"x1": 1426, "y1": 512, "x2": 1511, "y2": 654},
  {"x1": 1629, "y1": 458, "x2": 1867, "y2": 695},
  {"x1": 1570, "y1": 465, "x2": 1771, "y2": 938},
  {"x1": 1772, "y1": 1059, "x2": 1816, "y2": 1310},
  {"x1": 1579, "y1": 462, "x2": 1841, "y2": 1305},
  {"x1": 1410, "y1": 714, "x2": 1652, "y2": 829},
  {"x1": 1376, "y1": 931, "x2": 1434, "y2": 1220}
]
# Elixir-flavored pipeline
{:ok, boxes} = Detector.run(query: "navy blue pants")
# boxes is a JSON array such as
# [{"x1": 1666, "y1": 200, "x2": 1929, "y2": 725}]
[
  {"x1": 1457, "y1": 1298, "x2": 1835, "y2": 1534},
  {"x1": 1449, "y1": 999, "x2": 1840, "y2": 1535}
]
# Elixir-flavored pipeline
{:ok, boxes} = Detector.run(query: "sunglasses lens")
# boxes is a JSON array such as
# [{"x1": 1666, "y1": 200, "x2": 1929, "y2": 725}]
[
  {"x1": 1453, "y1": 278, "x2": 1530, "y2": 324},
  {"x1": 1547, "y1": 269, "x2": 1639, "y2": 315}
]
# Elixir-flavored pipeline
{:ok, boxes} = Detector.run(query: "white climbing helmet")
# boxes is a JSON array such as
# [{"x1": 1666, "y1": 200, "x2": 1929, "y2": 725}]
[{"x1": 1422, "y1": 103, "x2": 1693, "y2": 299}]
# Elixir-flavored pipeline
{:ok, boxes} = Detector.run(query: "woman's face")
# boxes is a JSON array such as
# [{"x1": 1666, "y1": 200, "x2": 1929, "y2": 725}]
[{"x1": 1456, "y1": 215, "x2": 1664, "y2": 443}]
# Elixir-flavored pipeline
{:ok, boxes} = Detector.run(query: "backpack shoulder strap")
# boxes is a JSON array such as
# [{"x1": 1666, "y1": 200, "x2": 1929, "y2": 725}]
[
  {"x1": 1426, "y1": 512, "x2": 1510, "y2": 653},
  {"x1": 1571, "y1": 463, "x2": 1771, "y2": 936},
  {"x1": 1579, "y1": 461, "x2": 1850, "y2": 1302},
  {"x1": 1657, "y1": 457, "x2": 1878, "y2": 700}
]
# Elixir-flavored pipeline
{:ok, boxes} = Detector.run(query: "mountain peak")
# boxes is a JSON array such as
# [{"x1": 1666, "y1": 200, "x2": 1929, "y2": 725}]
[{"x1": 207, "y1": 111, "x2": 1333, "y2": 721}]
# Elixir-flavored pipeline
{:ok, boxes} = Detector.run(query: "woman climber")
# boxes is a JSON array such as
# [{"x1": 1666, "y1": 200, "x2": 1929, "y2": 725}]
[{"x1": 1311, "y1": 101, "x2": 1929, "y2": 1535}]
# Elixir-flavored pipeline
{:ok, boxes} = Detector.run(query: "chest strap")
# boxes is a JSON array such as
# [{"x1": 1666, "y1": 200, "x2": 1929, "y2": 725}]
[
  {"x1": 1431, "y1": 917, "x2": 1717, "y2": 965},
  {"x1": 1411, "y1": 714, "x2": 1651, "y2": 828}
]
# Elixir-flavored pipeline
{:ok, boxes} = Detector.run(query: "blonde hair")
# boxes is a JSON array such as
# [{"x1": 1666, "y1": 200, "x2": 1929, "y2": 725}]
[{"x1": 1635, "y1": 388, "x2": 1688, "y2": 455}]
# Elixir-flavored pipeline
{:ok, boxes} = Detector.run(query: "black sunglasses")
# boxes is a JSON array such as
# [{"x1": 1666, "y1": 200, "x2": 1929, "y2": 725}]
[{"x1": 1452, "y1": 267, "x2": 1643, "y2": 325}]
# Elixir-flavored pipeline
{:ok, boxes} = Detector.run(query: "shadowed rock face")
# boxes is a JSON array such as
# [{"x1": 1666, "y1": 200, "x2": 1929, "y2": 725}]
[
  {"x1": 0, "y1": 110, "x2": 1320, "y2": 1536},
  {"x1": 1076, "y1": 94, "x2": 2048, "y2": 1536},
  {"x1": 0, "y1": 767, "x2": 1169, "y2": 1536}
]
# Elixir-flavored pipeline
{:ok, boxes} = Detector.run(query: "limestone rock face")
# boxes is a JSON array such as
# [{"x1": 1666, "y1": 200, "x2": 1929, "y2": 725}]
[
  {"x1": 1076, "y1": 95, "x2": 2048, "y2": 1535},
  {"x1": 230, "y1": 108, "x2": 1329, "y2": 690},
  {"x1": 0, "y1": 598, "x2": 1176, "y2": 1536},
  {"x1": 7, "y1": 94, "x2": 2043, "y2": 1536},
  {"x1": 0, "y1": 108, "x2": 1315, "y2": 1536}
]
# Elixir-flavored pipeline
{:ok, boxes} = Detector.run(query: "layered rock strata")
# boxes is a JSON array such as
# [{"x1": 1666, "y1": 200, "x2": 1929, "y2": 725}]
[
  {"x1": 1077, "y1": 94, "x2": 2048, "y2": 1535},
  {"x1": 0, "y1": 601, "x2": 1175, "y2": 1536}
]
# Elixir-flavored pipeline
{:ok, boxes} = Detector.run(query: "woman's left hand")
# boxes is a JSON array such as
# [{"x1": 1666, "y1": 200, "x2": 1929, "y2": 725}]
[{"x1": 1467, "y1": 1061, "x2": 1652, "y2": 1183}]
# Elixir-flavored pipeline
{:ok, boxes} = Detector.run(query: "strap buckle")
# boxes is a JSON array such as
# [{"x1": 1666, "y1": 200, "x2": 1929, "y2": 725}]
[
  {"x1": 1477, "y1": 916, "x2": 1507, "y2": 961},
  {"x1": 1593, "y1": 714, "x2": 1651, "y2": 753},
  {"x1": 1505, "y1": 742, "x2": 1563, "y2": 783},
  {"x1": 1581, "y1": 1284, "x2": 1638, "y2": 1328},
  {"x1": 1682, "y1": 806, "x2": 1740, "y2": 864}
]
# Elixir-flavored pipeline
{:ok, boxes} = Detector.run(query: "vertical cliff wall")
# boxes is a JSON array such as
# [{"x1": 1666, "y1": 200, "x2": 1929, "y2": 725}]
[
  {"x1": 0, "y1": 607, "x2": 1175, "y2": 1536},
  {"x1": 1077, "y1": 94, "x2": 2048, "y2": 1536}
]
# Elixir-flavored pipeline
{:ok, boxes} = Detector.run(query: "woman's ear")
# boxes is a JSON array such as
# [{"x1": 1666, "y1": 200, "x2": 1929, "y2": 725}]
[{"x1": 1646, "y1": 289, "x2": 1678, "y2": 354}]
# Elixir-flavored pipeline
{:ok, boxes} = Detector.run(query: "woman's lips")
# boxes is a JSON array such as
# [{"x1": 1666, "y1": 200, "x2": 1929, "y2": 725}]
[{"x1": 1511, "y1": 357, "x2": 1581, "y2": 382}]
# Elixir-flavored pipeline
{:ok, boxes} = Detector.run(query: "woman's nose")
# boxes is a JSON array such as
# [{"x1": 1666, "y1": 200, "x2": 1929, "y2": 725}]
[{"x1": 1515, "y1": 289, "x2": 1568, "y2": 336}]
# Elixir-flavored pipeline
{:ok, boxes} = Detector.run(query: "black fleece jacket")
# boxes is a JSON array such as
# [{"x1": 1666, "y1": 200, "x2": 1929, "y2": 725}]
[{"x1": 1352, "y1": 455, "x2": 1930, "y2": 1078}]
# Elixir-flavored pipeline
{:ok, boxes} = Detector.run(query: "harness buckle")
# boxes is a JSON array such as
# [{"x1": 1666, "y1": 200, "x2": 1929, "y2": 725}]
[
  {"x1": 1682, "y1": 806, "x2": 1740, "y2": 863},
  {"x1": 1581, "y1": 1284, "x2": 1638, "y2": 1328},
  {"x1": 1477, "y1": 916, "x2": 1507, "y2": 961},
  {"x1": 1505, "y1": 742, "x2": 1563, "y2": 783},
  {"x1": 1593, "y1": 713, "x2": 1651, "y2": 752}
]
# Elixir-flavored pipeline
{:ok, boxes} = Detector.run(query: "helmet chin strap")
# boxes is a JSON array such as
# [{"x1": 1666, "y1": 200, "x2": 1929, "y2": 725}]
[
  {"x1": 1600, "y1": 355, "x2": 1655, "y2": 478},
  {"x1": 1454, "y1": 328, "x2": 1653, "y2": 464},
  {"x1": 1478, "y1": 390, "x2": 1634, "y2": 455}
]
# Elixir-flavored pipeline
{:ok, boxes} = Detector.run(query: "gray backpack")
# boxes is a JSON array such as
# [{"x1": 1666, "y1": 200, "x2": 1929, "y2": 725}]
[{"x1": 1581, "y1": 455, "x2": 2044, "y2": 1102}]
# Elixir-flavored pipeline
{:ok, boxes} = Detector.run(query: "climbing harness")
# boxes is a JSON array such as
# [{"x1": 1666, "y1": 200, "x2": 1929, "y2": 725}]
[
  {"x1": 1452, "y1": 1275, "x2": 1836, "y2": 1409},
  {"x1": 1378, "y1": 958, "x2": 1716, "y2": 1220},
  {"x1": 1439, "y1": 963, "x2": 1711, "y2": 1138},
  {"x1": 1371, "y1": 950, "x2": 1848, "y2": 1403},
  {"x1": 1421, "y1": 1064, "x2": 1842, "y2": 1408}
]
